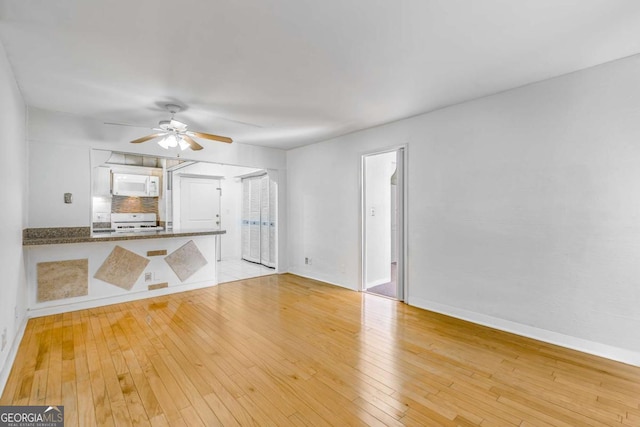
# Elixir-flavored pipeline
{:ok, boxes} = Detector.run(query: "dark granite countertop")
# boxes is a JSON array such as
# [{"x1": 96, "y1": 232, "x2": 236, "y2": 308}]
[{"x1": 23, "y1": 227, "x2": 226, "y2": 246}]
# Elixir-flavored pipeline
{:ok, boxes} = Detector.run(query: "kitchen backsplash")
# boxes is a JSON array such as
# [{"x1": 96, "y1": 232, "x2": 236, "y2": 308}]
[{"x1": 112, "y1": 195, "x2": 159, "y2": 215}]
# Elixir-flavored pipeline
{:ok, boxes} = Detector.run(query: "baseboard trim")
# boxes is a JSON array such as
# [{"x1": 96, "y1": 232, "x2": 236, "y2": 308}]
[
  {"x1": 0, "y1": 316, "x2": 28, "y2": 397},
  {"x1": 286, "y1": 270, "x2": 356, "y2": 290},
  {"x1": 28, "y1": 281, "x2": 220, "y2": 318},
  {"x1": 409, "y1": 296, "x2": 640, "y2": 367}
]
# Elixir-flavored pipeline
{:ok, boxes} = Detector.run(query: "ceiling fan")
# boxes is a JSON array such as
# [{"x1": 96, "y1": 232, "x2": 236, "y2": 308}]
[{"x1": 107, "y1": 104, "x2": 233, "y2": 151}]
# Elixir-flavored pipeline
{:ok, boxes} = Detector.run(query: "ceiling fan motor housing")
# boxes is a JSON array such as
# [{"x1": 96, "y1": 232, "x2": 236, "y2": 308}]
[
  {"x1": 158, "y1": 119, "x2": 172, "y2": 131},
  {"x1": 158, "y1": 119, "x2": 187, "y2": 132},
  {"x1": 166, "y1": 103, "x2": 181, "y2": 112}
]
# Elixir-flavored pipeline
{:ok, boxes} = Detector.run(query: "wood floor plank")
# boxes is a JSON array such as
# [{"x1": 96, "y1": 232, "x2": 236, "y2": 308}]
[
  {"x1": 84, "y1": 314, "x2": 116, "y2": 427},
  {"x1": 61, "y1": 359, "x2": 78, "y2": 427},
  {"x1": 228, "y1": 371, "x2": 296, "y2": 426},
  {"x1": 3, "y1": 318, "x2": 42, "y2": 405},
  {"x1": 111, "y1": 311, "x2": 164, "y2": 420},
  {"x1": 90, "y1": 314, "x2": 126, "y2": 406},
  {"x1": 200, "y1": 392, "x2": 244, "y2": 427},
  {"x1": 2, "y1": 273, "x2": 640, "y2": 426},
  {"x1": 0, "y1": 319, "x2": 34, "y2": 405},
  {"x1": 72, "y1": 312, "x2": 97, "y2": 426},
  {"x1": 117, "y1": 372, "x2": 151, "y2": 427}
]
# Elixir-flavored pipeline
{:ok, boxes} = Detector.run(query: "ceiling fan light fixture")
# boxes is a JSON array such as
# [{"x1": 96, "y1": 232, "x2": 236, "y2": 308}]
[
  {"x1": 158, "y1": 134, "x2": 178, "y2": 149},
  {"x1": 178, "y1": 137, "x2": 190, "y2": 151}
]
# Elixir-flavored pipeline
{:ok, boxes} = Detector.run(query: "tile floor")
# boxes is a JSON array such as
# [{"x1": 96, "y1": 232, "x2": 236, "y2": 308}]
[{"x1": 217, "y1": 258, "x2": 276, "y2": 283}]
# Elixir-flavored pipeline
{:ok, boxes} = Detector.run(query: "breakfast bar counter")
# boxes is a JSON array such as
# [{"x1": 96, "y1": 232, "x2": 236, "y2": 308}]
[
  {"x1": 23, "y1": 226, "x2": 226, "y2": 246},
  {"x1": 23, "y1": 226, "x2": 224, "y2": 317}
]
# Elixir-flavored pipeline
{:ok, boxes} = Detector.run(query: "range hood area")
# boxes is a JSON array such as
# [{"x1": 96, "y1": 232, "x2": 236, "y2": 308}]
[
  {"x1": 92, "y1": 152, "x2": 167, "y2": 232},
  {"x1": 104, "y1": 152, "x2": 187, "y2": 169}
]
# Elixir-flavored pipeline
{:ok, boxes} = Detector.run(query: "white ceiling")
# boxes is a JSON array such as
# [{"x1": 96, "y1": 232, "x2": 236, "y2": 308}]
[{"x1": 1, "y1": 0, "x2": 640, "y2": 149}]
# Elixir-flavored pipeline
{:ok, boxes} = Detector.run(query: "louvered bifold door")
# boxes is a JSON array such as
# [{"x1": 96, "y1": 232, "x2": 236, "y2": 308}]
[
  {"x1": 241, "y1": 174, "x2": 276, "y2": 268},
  {"x1": 248, "y1": 177, "x2": 262, "y2": 263},
  {"x1": 241, "y1": 178, "x2": 252, "y2": 262},
  {"x1": 266, "y1": 177, "x2": 277, "y2": 267},
  {"x1": 260, "y1": 175, "x2": 270, "y2": 266}
]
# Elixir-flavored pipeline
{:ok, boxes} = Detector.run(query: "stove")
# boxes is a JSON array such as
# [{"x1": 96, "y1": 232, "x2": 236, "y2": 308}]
[{"x1": 111, "y1": 213, "x2": 164, "y2": 233}]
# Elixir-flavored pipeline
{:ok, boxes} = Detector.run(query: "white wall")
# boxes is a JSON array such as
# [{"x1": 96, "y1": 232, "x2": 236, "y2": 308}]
[
  {"x1": 29, "y1": 142, "x2": 91, "y2": 227},
  {"x1": 287, "y1": 54, "x2": 640, "y2": 365},
  {"x1": 0, "y1": 40, "x2": 28, "y2": 392}
]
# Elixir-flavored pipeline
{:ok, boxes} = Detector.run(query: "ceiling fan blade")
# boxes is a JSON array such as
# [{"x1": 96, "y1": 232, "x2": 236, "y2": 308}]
[
  {"x1": 182, "y1": 135, "x2": 203, "y2": 151},
  {"x1": 131, "y1": 133, "x2": 167, "y2": 144},
  {"x1": 187, "y1": 131, "x2": 233, "y2": 144}
]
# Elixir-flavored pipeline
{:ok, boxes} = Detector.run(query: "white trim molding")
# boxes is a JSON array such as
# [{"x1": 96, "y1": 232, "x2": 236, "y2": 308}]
[
  {"x1": 408, "y1": 296, "x2": 640, "y2": 368},
  {"x1": 0, "y1": 317, "x2": 28, "y2": 396}
]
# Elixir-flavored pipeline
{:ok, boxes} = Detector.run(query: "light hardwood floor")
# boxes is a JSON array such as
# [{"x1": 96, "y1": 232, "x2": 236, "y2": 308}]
[{"x1": 2, "y1": 274, "x2": 640, "y2": 426}]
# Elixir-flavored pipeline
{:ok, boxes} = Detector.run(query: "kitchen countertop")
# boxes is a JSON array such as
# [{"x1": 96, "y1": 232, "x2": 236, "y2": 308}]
[{"x1": 23, "y1": 227, "x2": 226, "y2": 246}]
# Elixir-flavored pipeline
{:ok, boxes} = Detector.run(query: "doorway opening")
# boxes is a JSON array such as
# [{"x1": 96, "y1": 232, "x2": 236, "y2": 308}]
[
  {"x1": 168, "y1": 162, "x2": 278, "y2": 284},
  {"x1": 362, "y1": 147, "x2": 405, "y2": 300},
  {"x1": 240, "y1": 171, "x2": 277, "y2": 269}
]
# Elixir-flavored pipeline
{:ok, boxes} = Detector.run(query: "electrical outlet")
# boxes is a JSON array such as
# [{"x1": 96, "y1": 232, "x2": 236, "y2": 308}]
[
  {"x1": 144, "y1": 272, "x2": 153, "y2": 282},
  {"x1": 305, "y1": 257, "x2": 312, "y2": 265},
  {"x1": 1, "y1": 328, "x2": 6, "y2": 352},
  {"x1": 14, "y1": 306, "x2": 18, "y2": 320}
]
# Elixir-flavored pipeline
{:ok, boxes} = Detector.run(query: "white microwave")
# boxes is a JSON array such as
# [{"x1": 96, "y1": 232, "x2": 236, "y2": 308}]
[{"x1": 112, "y1": 173, "x2": 160, "y2": 197}]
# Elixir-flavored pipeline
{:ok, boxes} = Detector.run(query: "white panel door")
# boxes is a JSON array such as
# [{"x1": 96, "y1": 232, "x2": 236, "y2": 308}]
[{"x1": 180, "y1": 177, "x2": 221, "y2": 230}]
